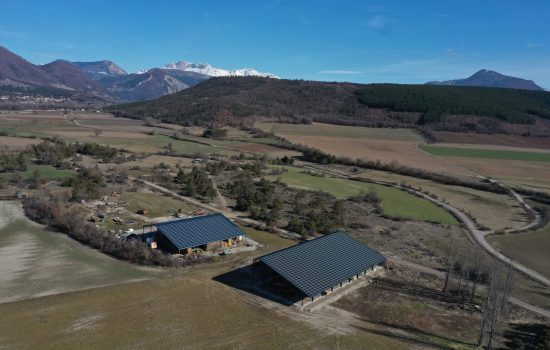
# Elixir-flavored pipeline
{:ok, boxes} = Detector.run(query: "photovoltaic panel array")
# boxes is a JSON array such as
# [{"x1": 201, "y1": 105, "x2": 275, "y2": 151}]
[
  {"x1": 155, "y1": 213, "x2": 245, "y2": 251},
  {"x1": 258, "y1": 231, "x2": 386, "y2": 297}
]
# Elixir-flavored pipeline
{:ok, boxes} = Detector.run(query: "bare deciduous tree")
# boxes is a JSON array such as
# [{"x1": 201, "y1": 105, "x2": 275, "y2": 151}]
[
  {"x1": 479, "y1": 261, "x2": 514, "y2": 349},
  {"x1": 443, "y1": 242, "x2": 458, "y2": 292}
]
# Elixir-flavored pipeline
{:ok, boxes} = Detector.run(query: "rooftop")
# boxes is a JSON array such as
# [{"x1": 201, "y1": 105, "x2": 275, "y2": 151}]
[
  {"x1": 257, "y1": 231, "x2": 386, "y2": 297},
  {"x1": 155, "y1": 213, "x2": 246, "y2": 251}
]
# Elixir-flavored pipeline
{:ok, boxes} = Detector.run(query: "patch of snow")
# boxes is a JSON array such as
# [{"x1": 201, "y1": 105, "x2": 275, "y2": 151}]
[{"x1": 163, "y1": 60, "x2": 279, "y2": 79}]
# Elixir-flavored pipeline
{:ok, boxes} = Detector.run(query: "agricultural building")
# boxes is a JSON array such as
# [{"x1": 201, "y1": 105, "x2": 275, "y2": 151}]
[
  {"x1": 145, "y1": 213, "x2": 246, "y2": 254},
  {"x1": 252, "y1": 231, "x2": 386, "y2": 306}
]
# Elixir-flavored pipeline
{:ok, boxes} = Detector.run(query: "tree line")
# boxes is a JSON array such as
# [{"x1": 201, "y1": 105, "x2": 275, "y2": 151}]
[
  {"x1": 29, "y1": 139, "x2": 120, "y2": 165},
  {"x1": 23, "y1": 195, "x2": 211, "y2": 267}
]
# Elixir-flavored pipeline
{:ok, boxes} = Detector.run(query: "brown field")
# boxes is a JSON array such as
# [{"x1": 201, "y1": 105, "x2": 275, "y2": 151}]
[
  {"x1": 334, "y1": 269, "x2": 482, "y2": 347},
  {"x1": 0, "y1": 136, "x2": 41, "y2": 150},
  {"x1": 0, "y1": 110, "x2": 66, "y2": 121},
  {"x1": 289, "y1": 135, "x2": 471, "y2": 176},
  {"x1": 256, "y1": 122, "x2": 472, "y2": 176},
  {"x1": 436, "y1": 131, "x2": 550, "y2": 150},
  {"x1": 0, "y1": 225, "x2": 412, "y2": 350},
  {"x1": 448, "y1": 157, "x2": 550, "y2": 186}
]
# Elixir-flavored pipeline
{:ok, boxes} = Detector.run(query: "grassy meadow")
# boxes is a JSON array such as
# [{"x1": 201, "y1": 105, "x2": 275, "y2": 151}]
[
  {"x1": 421, "y1": 145, "x2": 550, "y2": 162},
  {"x1": 270, "y1": 167, "x2": 458, "y2": 224},
  {"x1": 119, "y1": 191, "x2": 197, "y2": 218},
  {"x1": 0, "y1": 164, "x2": 74, "y2": 181}
]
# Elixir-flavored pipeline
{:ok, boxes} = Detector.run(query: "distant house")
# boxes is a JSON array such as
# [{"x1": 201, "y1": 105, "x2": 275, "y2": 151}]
[
  {"x1": 146, "y1": 213, "x2": 246, "y2": 254},
  {"x1": 252, "y1": 231, "x2": 386, "y2": 306}
]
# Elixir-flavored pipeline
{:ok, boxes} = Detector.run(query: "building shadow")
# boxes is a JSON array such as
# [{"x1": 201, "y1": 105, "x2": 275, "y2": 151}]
[
  {"x1": 213, "y1": 263, "x2": 305, "y2": 306},
  {"x1": 499, "y1": 323, "x2": 550, "y2": 350}
]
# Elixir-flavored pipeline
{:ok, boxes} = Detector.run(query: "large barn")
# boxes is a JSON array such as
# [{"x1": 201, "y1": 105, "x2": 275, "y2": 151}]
[
  {"x1": 252, "y1": 231, "x2": 386, "y2": 306},
  {"x1": 146, "y1": 213, "x2": 246, "y2": 254}
]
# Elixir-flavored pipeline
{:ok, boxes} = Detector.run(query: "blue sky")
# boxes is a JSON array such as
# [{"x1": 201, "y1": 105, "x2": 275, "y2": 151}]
[{"x1": 1, "y1": 0, "x2": 549, "y2": 87}]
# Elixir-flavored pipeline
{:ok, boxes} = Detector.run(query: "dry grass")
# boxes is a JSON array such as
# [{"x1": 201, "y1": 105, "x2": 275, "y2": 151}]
[
  {"x1": 488, "y1": 201, "x2": 550, "y2": 280},
  {"x1": 0, "y1": 201, "x2": 160, "y2": 304},
  {"x1": 448, "y1": 157, "x2": 550, "y2": 187},
  {"x1": 0, "y1": 136, "x2": 41, "y2": 150},
  {"x1": 291, "y1": 135, "x2": 470, "y2": 176},
  {"x1": 333, "y1": 271, "x2": 482, "y2": 348},
  {"x1": 119, "y1": 190, "x2": 197, "y2": 218},
  {"x1": 0, "y1": 248, "x2": 408, "y2": 350}
]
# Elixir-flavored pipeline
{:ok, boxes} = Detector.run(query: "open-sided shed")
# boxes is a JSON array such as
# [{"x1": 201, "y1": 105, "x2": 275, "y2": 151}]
[{"x1": 252, "y1": 231, "x2": 386, "y2": 305}]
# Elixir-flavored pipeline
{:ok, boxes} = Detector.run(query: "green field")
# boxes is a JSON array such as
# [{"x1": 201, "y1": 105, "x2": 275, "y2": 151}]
[
  {"x1": 257, "y1": 122, "x2": 424, "y2": 141},
  {"x1": 421, "y1": 145, "x2": 550, "y2": 162},
  {"x1": 80, "y1": 134, "x2": 239, "y2": 156},
  {"x1": 120, "y1": 191, "x2": 197, "y2": 218},
  {"x1": 241, "y1": 226, "x2": 295, "y2": 249},
  {"x1": 270, "y1": 167, "x2": 458, "y2": 224},
  {"x1": 0, "y1": 164, "x2": 74, "y2": 181}
]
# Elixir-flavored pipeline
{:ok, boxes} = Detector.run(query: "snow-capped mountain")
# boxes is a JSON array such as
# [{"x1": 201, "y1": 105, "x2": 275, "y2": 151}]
[{"x1": 140, "y1": 61, "x2": 279, "y2": 79}]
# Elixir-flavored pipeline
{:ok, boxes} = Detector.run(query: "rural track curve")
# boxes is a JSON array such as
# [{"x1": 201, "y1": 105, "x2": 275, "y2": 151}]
[
  {"x1": 303, "y1": 164, "x2": 550, "y2": 288},
  {"x1": 131, "y1": 172, "x2": 549, "y2": 318}
]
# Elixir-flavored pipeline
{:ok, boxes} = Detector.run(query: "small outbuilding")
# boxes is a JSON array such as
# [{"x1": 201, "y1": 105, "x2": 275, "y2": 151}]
[
  {"x1": 146, "y1": 213, "x2": 246, "y2": 254},
  {"x1": 252, "y1": 231, "x2": 386, "y2": 306}
]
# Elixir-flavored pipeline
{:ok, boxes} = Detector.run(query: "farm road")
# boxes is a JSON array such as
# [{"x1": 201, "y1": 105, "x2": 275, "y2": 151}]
[
  {"x1": 131, "y1": 172, "x2": 550, "y2": 318},
  {"x1": 302, "y1": 164, "x2": 550, "y2": 288},
  {"x1": 130, "y1": 177, "x2": 295, "y2": 238}
]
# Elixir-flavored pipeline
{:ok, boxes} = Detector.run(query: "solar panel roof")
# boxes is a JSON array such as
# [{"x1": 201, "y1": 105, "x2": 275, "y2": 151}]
[
  {"x1": 155, "y1": 213, "x2": 245, "y2": 251},
  {"x1": 258, "y1": 231, "x2": 386, "y2": 297}
]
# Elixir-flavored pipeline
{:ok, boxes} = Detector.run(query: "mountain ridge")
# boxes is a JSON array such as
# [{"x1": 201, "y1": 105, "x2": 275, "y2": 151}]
[
  {"x1": 427, "y1": 69, "x2": 544, "y2": 91},
  {"x1": 161, "y1": 60, "x2": 279, "y2": 79}
]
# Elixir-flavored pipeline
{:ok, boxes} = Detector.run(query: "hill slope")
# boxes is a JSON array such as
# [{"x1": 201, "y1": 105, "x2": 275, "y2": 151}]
[
  {"x1": 96, "y1": 68, "x2": 209, "y2": 101},
  {"x1": 109, "y1": 77, "x2": 372, "y2": 125},
  {"x1": 71, "y1": 60, "x2": 127, "y2": 80},
  {"x1": 0, "y1": 46, "x2": 59, "y2": 87},
  {"x1": 427, "y1": 69, "x2": 544, "y2": 91},
  {"x1": 109, "y1": 77, "x2": 550, "y2": 131},
  {"x1": 40, "y1": 60, "x2": 107, "y2": 95}
]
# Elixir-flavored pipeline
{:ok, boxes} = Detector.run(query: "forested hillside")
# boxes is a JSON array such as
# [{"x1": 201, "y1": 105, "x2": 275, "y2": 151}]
[
  {"x1": 109, "y1": 77, "x2": 371, "y2": 125},
  {"x1": 356, "y1": 84, "x2": 550, "y2": 124},
  {"x1": 108, "y1": 77, "x2": 550, "y2": 132}
]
